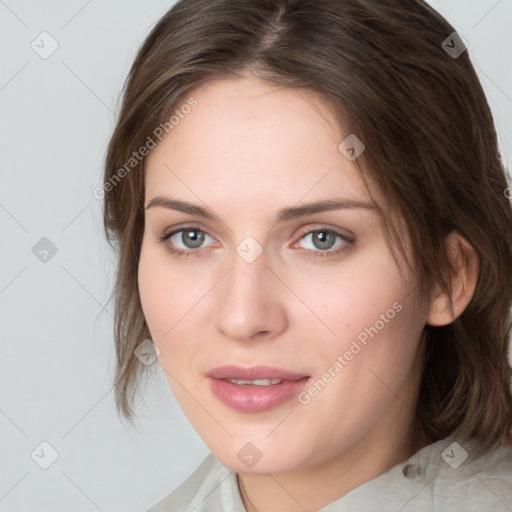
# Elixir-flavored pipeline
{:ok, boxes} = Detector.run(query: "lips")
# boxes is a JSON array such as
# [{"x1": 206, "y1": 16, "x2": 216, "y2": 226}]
[
  {"x1": 207, "y1": 365, "x2": 308, "y2": 381},
  {"x1": 207, "y1": 365, "x2": 310, "y2": 413}
]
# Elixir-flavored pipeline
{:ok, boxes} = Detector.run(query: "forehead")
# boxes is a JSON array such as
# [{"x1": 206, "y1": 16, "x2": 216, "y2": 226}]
[{"x1": 144, "y1": 76, "x2": 380, "y2": 212}]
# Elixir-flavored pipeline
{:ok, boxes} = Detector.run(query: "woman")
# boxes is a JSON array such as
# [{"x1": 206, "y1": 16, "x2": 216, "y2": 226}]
[{"x1": 101, "y1": 0, "x2": 512, "y2": 510}]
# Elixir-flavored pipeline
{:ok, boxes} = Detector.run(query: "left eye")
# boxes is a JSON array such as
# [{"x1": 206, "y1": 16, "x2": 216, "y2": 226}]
[{"x1": 298, "y1": 230, "x2": 347, "y2": 252}]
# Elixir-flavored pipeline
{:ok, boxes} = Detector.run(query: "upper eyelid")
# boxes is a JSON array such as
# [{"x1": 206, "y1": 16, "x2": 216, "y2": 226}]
[{"x1": 295, "y1": 224, "x2": 353, "y2": 239}]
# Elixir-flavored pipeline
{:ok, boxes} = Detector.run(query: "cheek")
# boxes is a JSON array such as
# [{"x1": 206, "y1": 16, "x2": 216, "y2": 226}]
[
  {"x1": 293, "y1": 276, "x2": 424, "y2": 446},
  {"x1": 319, "y1": 278, "x2": 424, "y2": 407},
  {"x1": 292, "y1": 247, "x2": 424, "y2": 389},
  {"x1": 289, "y1": 251, "x2": 410, "y2": 349},
  {"x1": 138, "y1": 256, "x2": 168, "y2": 338},
  {"x1": 137, "y1": 243, "x2": 209, "y2": 375},
  {"x1": 138, "y1": 244, "x2": 185, "y2": 348},
  {"x1": 139, "y1": 239, "x2": 190, "y2": 328}
]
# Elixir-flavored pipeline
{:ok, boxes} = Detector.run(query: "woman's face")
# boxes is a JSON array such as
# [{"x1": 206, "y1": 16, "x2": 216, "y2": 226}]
[{"x1": 138, "y1": 75, "x2": 430, "y2": 474}]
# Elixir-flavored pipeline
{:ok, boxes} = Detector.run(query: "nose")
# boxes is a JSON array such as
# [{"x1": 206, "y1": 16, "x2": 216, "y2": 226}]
[{"x1": 213, "y1": 250, "x2": 288, "y2": 342}]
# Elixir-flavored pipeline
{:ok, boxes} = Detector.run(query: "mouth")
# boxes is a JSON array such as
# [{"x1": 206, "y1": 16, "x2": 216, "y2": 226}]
[
  {"x1": 207, "y1": 365, "x2": 310, "y2": 413},
  {"x1": 225, "y1": 378, "x2": 288, "y2": 386}
]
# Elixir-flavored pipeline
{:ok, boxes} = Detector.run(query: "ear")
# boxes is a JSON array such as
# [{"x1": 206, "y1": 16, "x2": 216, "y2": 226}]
[{"x1": 426, "y1": 231, "x2": 479, "y2": 327}]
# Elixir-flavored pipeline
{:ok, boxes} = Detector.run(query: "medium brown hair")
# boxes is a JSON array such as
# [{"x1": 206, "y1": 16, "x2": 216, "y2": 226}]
[{"x1": 102, "y1": 0, "x2": 512, "y2": 452}]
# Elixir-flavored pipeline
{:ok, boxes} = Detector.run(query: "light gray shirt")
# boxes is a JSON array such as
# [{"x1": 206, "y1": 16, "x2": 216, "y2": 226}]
[{"x1": 147, "y1": 436, "x2": 512, "y2": 511}]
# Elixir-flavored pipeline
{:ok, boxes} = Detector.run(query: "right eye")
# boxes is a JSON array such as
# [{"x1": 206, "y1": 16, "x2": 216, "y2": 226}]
[{"x1": 159, "y1": 225, "x2": 217, "y2": 257}]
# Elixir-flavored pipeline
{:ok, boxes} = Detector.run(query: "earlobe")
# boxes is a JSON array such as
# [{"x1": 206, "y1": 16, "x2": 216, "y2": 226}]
[{"x1": 426, "y1": 232, "x2": 479, "y2": 327}]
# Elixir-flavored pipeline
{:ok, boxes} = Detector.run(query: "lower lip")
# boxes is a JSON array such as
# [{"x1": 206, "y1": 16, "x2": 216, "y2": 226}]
[{"x1": 208, "y1": 377, "x2": 310, "y2": 413}]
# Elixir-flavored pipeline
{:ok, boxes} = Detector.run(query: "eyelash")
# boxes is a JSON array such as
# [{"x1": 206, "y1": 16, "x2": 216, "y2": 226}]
[{"x1": 158, "y1": 224, "x2": 355, "y2": 260}]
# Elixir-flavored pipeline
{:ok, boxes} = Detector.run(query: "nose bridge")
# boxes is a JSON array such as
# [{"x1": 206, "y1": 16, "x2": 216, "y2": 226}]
[
  {"x1": 225, "y1": 233, "x2": 271, "y2": 295},
  {"x1": 223, "y1": 247, "x2": 272, "y2": 312},
  {"x1": 213, "y1": 244, "x2": 286, "y2": 341}
]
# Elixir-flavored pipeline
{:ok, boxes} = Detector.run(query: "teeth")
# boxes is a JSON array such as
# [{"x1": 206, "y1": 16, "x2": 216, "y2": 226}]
[{"x1": 227, "y1": 378, "x2": 283, "y2": 386}]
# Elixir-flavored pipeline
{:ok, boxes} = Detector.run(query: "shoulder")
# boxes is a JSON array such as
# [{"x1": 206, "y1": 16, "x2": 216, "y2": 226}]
[
  {"x1": 146, "y1": 452, "x2": 241, "y2": 512},
  {"x1": 321, "y1": 437, "x2": 512, "y2": 512},
  {"x1": 395, "y1": 437, "x2": 512, "y2": 510},
  {"x1": 425, "y1": 439, "x2": 512, "y2": 509}
]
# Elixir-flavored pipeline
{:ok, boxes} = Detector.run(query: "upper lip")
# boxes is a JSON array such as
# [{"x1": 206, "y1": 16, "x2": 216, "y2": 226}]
[{"x1": 207, "y1": 365, "x2": 309, "y2": 381}]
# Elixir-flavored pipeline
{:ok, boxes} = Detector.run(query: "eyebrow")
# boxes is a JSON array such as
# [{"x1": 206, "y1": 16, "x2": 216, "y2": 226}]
[{"x1": 144, "y1": 196, "x2": 378, "y2": 224}]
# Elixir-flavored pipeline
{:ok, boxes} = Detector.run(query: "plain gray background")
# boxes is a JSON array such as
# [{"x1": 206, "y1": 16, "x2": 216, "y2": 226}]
[{"x1": 1, "y1": 1, "x2": 511, "y2": 511}]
